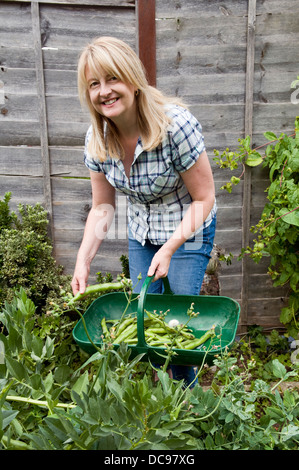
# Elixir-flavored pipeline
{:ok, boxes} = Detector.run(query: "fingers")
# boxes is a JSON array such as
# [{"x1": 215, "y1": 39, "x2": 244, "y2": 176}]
[
  {"x1": 148, "y1": 265, "x2": 168, "y2": 281},
  {"x1": 147, "y1": 252, "x2": 170, "y2": 281},
  {"x1": 71, "y1": 279, "x2": 79, "y2": 296},
  {"x1": 71, "y1": 276, "x2": 87, "y2": 296},
  {"x1": 71, "y1": 262, "x2": 90, "y2": 296}
]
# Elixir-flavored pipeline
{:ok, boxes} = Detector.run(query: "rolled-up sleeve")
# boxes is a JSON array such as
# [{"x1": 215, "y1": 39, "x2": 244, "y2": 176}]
[
  {"x1": 170, "y1": 109, "x2": 205, "y2": 172},
  {"x1": 83, "y1": 125, "x2": 103, "y2": 173}
]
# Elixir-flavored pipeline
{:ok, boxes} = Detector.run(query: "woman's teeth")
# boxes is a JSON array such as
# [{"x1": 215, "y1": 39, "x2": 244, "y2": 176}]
[{"x1": 104, "y1": 98, "x2": 118, "y2": 105}]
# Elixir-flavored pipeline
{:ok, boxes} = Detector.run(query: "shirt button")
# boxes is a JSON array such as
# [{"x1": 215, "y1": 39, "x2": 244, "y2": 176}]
[{"x1": 135, "y1": 211, "x2": 139, "y2": 216}]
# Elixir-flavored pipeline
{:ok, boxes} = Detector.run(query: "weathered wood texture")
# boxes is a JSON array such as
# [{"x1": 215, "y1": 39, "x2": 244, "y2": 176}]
[
  {"x1": 0, "y1": 0, "x2": 136, "y2": 279},
  {"x1": 241, "y1": 0, "x2": 256, "y2": 332},
  {"x1": 136, "y1": 0, "x2": 156, "y2": 86},
  {"x1": 1, "y1": 0, "x2": 298, "y2": 329}
]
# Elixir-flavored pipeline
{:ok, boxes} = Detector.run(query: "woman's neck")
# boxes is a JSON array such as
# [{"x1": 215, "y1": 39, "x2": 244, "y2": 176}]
[{"x1": 117, "y1": 118, "x2": 139, "y2": 142}]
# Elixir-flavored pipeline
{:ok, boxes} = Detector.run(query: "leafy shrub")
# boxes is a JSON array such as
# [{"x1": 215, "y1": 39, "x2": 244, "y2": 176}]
[
  {"x1": 214, "y1": 116, "x2": 299, "y2": 337},
  {"x1": 0, "y1": 192, "x2": 71, "y2": 312}
]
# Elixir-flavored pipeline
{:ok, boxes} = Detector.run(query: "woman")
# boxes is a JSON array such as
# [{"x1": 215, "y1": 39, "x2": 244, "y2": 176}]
[{"x1": 71, "y1": 36, "x2": 217, "y2": 386}]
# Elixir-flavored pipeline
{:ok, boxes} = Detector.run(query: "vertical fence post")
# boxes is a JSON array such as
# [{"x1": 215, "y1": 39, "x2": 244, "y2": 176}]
[
  {"x1": 241, "y1": 0, "x2": 256, "y2": 332},
  {"x1": 136, "y1": 0, "x2": 156, "y2": 87},
  {"x1": 31, "y1": 1, "x2": 54, "y2": 243}
]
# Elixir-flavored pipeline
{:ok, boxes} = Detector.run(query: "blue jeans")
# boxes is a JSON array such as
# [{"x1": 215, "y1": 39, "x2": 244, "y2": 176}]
[{"x1": 128, "y1": 215, "x2": 216, "y2": 386}]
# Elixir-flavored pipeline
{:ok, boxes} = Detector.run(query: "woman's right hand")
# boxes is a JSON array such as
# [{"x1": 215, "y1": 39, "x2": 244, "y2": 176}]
[{"x1": 71, "y1": 261, "x2": 90, "y2": 296}]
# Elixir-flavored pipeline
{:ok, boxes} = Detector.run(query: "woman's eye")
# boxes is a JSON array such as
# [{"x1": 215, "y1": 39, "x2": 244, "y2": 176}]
[{"x1": 89, "y1": 81, "x2": 99, "y2": 88}]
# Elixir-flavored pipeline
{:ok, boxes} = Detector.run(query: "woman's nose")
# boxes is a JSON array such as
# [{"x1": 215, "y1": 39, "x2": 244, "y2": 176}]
[{"x1": 100, "y1": 82, "x2": 112, "y2": 97}]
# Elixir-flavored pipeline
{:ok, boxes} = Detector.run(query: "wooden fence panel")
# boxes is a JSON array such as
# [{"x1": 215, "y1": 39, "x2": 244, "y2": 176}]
[{"x1": 0, "y1": 0, "x2": 136, "y2": 278}]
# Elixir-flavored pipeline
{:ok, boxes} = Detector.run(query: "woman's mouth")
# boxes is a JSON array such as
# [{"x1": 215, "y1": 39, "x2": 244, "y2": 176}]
[{"x1": 102, "y1": 98, "x2": 119, "y2": 106}]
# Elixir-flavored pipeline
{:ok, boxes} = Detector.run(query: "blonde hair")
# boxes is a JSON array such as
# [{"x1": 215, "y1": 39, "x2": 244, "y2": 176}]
[{"x1": 78, "y1": 36, "x2": 185, "y2": 161}]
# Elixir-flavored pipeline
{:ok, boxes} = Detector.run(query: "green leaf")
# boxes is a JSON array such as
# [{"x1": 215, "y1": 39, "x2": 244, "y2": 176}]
[
  {"x1": 280, "y1": 424, "x2": 299, "y2": 442},
  {"x1": 30, "y1": 373, "x2": 42, "y2": 391},
  {"x1": 278, "y1": 208, "x2": 299, "y2": 227},
  {"x1": 51, "y1": 414, "x2": 83, "y2": 447},
  {"x1": 290, "y1": 272, "x2": 299, "y2": 292},
  {"x1": 37, "y1": 423, "x2": 64, "y2": 449},
  {"x1": 291, "y1": 79, "x2": 299, "y2": 88},
  {"x1": 156, "y1": 369, "x2": 174, "y2": 394},
  {"x1": 272, "y1": 359, "x2": 287, "y2": 380},
  {"x1": 43, "y1": 415, "x2": 71, "y2": 445},
  {"x1": 26, "y1": 433, "x2": 51, "y2": 450},
  {"x1": 230, "y1": 176, "x2": 240, "y2": 185},
  {"x1": 42, "y1": 336, "x2": 55, "y2": 359},
  {"x1": 289, "y1": 149, "x2": 299, "y2": 171},
  {"x1": 264, "y1": 131, "x2": 278, "y2": 141},
  {"x1": 225, "y1": 412, "x2": 234, "y2": 423},
  {"x1": 7, "y1": 326, "x2": 22, "y2": 354},
  {"x1": 5, "y1": 356, "x2": 29, "y2": 382},
  {"x1": 205, "y1": 434, "x2": 215, "y2": 450},
  {"x1": 106, "y1": 377, "x2": 124, "y2": 402},
  {"x1": 0, "y1": 409, "x2": 19, "y2": 431},
  {"x1": 280, "y1": 307, "x2": 293, "y2": 324},
  {"x1": 43, "y1": 371, "x2": 54, "y2": 393},
  {"x1": 74, "y1": 351, "x2": 105, "y2": 373},
  {"x1": 71, "y1": 370, "x2": 89, "y2": 397},
  {"x1": 266, "y1": 406, "x2": 285, "y2": 421},
  {"x1": 246, "y1": 152, "x2": 263, "y2": 167},
  {"x1": 31, "y1": 335, "x2": 44, "y2": 360},
  {"x1": 54, "y1": 365, "x2": 72, "y2": 385},
  {"x1": 242, "y1": 135, "x2": 251, "y2": 151}
]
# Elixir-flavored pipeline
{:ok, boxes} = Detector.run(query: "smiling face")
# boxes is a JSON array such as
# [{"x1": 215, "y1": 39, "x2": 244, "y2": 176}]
[{"x1": 85, "y1": 65, "x2": 138, "y2": 129}]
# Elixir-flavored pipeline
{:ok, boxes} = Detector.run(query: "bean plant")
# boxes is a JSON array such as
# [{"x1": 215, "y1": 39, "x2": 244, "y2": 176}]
[{"x1": 1, "y1": 288, "x2": 299, "y2": 450}]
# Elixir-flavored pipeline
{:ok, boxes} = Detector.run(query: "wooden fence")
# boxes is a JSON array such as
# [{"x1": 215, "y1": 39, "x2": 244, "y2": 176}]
[{"x1": 1, "y1": 0, "x2": 298, "y2": 329}]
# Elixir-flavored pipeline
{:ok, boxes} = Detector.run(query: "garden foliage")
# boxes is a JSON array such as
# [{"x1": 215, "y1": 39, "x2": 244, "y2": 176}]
[
  {"x1": 0, "y1": 193, "x2": 70, "y2": 312},
  {"x1": 0, "y1": 289, "x2": 299, "y2": 450},
  {"x1": 214, "y1": 116, "x2": 299, "y2": 337}
]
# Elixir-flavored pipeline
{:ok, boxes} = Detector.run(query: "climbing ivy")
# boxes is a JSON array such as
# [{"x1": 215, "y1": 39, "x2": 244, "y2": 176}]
[{"x1": 214, "y1": 116, "x2": 299, "y2": 338}]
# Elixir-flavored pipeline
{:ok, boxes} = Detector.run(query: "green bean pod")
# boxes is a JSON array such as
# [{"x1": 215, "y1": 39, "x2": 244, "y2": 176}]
[
  {"x1": 100, "y1": 309, "x2": 215, "y2": 353},
  {"x1": 112, "y1": 323, "x2": 137, "y2": 344},
  {"x1": 124, "y1": 338, "x2": 138, "y2": 345},
  {"x1": 101, "y1": 317, "x2": 110, "y2": 340},
  {"x1": 68, "y1": 280, "x2": 127, "y2": 305},
  {"x1": 114, "y1": 316, "x2": 135, "y2": 338},
  {"x1": 182, "y1": 328, "x2": 215, "y2": 350}
]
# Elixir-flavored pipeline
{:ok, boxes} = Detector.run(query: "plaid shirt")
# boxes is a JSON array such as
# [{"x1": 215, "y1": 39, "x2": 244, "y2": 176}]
[{"x1": 84, "y1": 105, "x2": 217, "y2": 245}]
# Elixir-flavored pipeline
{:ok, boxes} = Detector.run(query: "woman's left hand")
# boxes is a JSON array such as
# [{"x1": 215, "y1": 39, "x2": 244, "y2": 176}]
[{"x1": 147, "y1": 246, "x2": 173, "y2": 282}]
